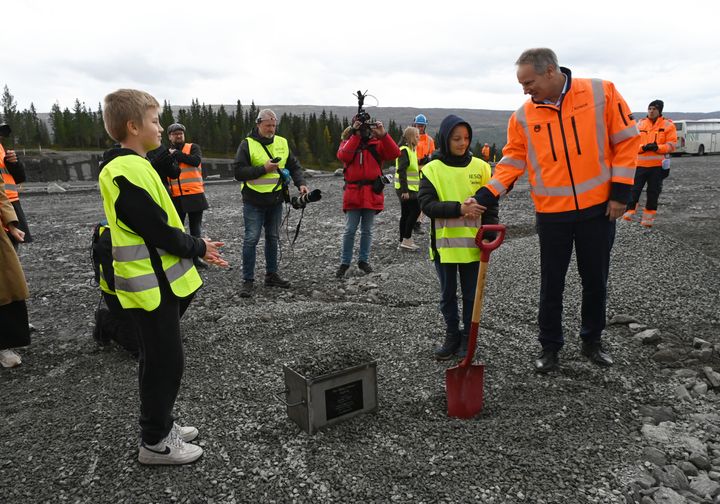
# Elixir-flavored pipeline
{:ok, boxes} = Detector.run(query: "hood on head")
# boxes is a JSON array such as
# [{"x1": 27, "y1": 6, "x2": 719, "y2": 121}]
[{"x1": 437, "y1": 115, "x2": 472, "y2": 158}]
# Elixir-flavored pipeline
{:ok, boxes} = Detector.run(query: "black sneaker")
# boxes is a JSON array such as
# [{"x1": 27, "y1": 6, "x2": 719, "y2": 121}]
[
  {"x1": 534, "y1": 349, "x2": 559, "y2": 373},
  {"x1": 435, "y1": 331, "x2": 461, "y2": 361},
  {"x1": 239, "y1": 281, "x2": 254, "y2": 298},
  {"x1": 580, "y1": 340, "x2": 613, "y2": 367},
  {"x1": 335, "y1": 264, "x2": 350, "y2": 278},
  {"x1": 358, "y1": 261, "x2": 373, "y2": 274},
  {"x1": 265, "y1": 272, "x2": 290, "y2": 288}
]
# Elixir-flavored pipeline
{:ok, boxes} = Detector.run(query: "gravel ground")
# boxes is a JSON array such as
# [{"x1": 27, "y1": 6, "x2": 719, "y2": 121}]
[{"x1": 1, "y1": 155, "x2": 719, "y2": 504}]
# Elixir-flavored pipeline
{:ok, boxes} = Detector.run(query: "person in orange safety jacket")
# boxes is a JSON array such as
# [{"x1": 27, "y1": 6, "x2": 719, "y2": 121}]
[
  {"x1": 472, "y1": 48, "x2": 640, "y2": 374},
  {"x1": 622, "y1": 100, "x2": 677, "y2": 227}
]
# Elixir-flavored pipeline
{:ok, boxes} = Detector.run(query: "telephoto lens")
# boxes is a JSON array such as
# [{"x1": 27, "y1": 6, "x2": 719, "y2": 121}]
[{"x1": 290, "y1": 189, "x2": 322, "y2": 209}]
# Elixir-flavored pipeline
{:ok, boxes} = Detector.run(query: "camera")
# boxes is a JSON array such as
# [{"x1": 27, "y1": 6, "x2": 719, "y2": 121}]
[
  {"x1": 354, "y1": 90, "x2": 376, "y2": 140},
  {"x1": 290, "y1": 189, "x2": 322, "y2": 209}
]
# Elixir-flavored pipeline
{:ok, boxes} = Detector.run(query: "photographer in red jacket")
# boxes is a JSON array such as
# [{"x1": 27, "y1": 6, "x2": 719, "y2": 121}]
[{"x1": 335, "y1": 117, "x2": 399, "y2": 278}]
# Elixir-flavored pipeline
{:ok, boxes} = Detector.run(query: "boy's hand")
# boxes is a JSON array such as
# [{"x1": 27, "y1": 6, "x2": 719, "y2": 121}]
[
  {"x1": 202, "y1": 238, "x2": 229, "y2": 268},
  {"x1": 5, "y1": 150, "x2": 18, "y2": 164},
  {"x1": 461, "y1": 198, "x2": 485, "y2": 219}
]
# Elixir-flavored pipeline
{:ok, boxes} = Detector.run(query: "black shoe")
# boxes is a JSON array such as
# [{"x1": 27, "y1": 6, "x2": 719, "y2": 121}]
[
  {"x1": 358, "y1": 261, "x2": 373, "y2": 274},
  {"x1": 413, "y1": 222, "x2": 425, "y2": 235},
  {"x1": 534, "y1": 349, "x2": 559, "y2": 373},
  {"x1": 435, "y1": 331, "x2": 461, "y2": 361},
  {"x1": 335, "y1": 264, "x2": 350, "y2": 278},
  {"x1": 239, "y1": 281, "x2": 254, "y2": 298},
  {"x1": 265, "y1": 272, "x2": 290, "y2": 288},
  {"x1": 580, "y1": 340, "x2": 613, "y2": 367}
]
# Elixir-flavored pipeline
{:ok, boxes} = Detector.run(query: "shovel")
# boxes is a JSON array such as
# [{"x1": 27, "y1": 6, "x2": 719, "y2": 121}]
[{"x1": 446, "y1": 224, "x2": 506, "y2": 418}]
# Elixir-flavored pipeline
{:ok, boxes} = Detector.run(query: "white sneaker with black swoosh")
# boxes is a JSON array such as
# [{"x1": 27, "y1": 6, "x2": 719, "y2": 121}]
[{"x1": 138, "y1": 428, "x2": 203, "y2": 465}]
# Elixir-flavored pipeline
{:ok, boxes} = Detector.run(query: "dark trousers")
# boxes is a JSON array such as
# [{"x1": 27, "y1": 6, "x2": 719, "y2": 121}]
[
  {"x1": 627, "y1": 167, "x2": 663, "y2": 211},
  {"x1": 536, "y1": 215, "x2": 615, "y2": 352},
  {"x1": 127, "y1": 287, "x2": 194, "y2": 444},
  {"x1": 399, "y1": 198, "x2": 421, "y2": 240},
  {"x1": 177, "y1": 210, "x2": 203, "y2": 239},
  {"x1": 433, "y1": 258, "x2": 479, "y2": 336}
]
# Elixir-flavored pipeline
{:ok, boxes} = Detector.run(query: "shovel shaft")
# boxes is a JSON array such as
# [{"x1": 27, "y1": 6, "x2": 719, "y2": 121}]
[{"x1": 460, "y1": 260, "x2": 489, "y2": 367}]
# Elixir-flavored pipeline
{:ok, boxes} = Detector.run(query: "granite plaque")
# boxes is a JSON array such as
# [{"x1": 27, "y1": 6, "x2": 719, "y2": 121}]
[{"x1": 325, "y1": 379, "x2": 364, "y2": 420}]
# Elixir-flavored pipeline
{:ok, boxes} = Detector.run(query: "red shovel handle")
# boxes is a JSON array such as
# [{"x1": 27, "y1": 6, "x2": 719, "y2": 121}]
[{"x1": 475, "y1": 224, "x2": 506, "y2": 262}]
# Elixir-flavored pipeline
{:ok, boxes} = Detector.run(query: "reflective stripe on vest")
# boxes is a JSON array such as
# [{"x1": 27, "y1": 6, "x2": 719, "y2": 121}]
[
  {"x1": 168, "y1": 143, "x2": 204, "y2": 197},
  {"x1": 394, "y1": 146, "x2": 420, "y2": 191},
  {"x1": 98, "y1": 154, "x2": 202, "y2": 310},
  {"x1": 245, "y1": 136, "x2": 289, "y2": 193},
  {"x1": 0, "y1": 145, "x2": 19, "y2": 202},
  {"x1": 421, "y1": 157, "x2": 491, "y2": 263}
]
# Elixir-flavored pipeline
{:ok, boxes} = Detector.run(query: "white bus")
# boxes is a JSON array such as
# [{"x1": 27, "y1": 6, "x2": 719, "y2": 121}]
[{"x1": 672, "y1": 119, "x2": 720, "y2": 156}]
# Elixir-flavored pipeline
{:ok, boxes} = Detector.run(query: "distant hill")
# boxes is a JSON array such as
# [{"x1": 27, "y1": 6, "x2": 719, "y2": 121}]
[{"x1": 37, "y1": 106, "x2": 720, "y2": 148}]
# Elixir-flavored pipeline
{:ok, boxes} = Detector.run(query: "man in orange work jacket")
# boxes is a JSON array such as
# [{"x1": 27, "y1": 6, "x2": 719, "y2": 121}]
[
  {"x1": 165, "y1": 123, "x2": 209, "y2": 268},
  {"x1": 413, "y1": 113, "x2": 436, "y2": 235},
  {"x1": 473, "y1": 48, "x2": 640, "y2": 373},
  {"x1": 622, "y1": 100, "x2": 677, "y2": 227}
]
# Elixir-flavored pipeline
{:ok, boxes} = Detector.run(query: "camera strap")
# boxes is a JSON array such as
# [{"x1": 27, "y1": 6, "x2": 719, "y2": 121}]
[{"x1": 260, "y1": 143, "x2": 285, "y2": 192}]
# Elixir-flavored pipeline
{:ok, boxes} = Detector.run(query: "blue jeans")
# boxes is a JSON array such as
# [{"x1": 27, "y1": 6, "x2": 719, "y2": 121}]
[
  {"x1": 340, "y1": 209, "x2": 375, "y2": 264},
  {"x1": 433, "y1": 259, "x2": 479, "y2": 336},
  {"x1": 242, "y1": 202, "x2": 282, "y2": 281}
]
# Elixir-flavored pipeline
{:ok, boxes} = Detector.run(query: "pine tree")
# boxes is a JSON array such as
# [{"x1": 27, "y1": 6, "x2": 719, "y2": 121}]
[
  {"x1": 160, "y1": 100, "x2": 175, "y2": 129},
  {"x1": 1, "y1": 85, "x2": 18, "y2": 130}
]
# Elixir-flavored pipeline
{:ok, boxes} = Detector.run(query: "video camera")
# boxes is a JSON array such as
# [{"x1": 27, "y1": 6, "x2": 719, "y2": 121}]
[
  {"x1": 290, "y1": 189, "x2": 322, "y2": 210},
  {"x1": 354, "y1": 90, "x2": 376, "y2": 141}
]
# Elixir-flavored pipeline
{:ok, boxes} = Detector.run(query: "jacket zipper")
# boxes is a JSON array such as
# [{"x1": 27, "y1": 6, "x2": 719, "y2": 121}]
[
  {"x1": 546, "y1": 123, "x2": 557, "y2": 161},
  {"x1": 571, "y1": 117, "x2": 582, "y2": 155},
  {"x1": 556, "y1": 109, "x2": 580, "y2": 211}
]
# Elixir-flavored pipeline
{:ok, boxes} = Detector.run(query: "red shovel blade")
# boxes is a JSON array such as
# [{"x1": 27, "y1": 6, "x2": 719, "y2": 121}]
[{"x1": 446, "y1": 362, "x2": 485, "y2": 418}]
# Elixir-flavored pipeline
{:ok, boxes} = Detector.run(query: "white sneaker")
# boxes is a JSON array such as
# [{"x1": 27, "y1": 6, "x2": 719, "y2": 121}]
[
  {"x1": 399, "y1": 239, "x2": 419, "y2": 251},
  {"x1": 0, "y1": 349, "x2": 22, "y2": 368},
  {"x1": 138, "y1": 429, "x2": 203, "y2": 465},
  {"x1": 172, "y1": 422, "x2": 198, "y2": 442}
]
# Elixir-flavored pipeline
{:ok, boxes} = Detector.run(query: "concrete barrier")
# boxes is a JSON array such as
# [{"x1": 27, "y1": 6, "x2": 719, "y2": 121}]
[{"x1": 18, "y1": 151, "x2": 237, "y2": 182}]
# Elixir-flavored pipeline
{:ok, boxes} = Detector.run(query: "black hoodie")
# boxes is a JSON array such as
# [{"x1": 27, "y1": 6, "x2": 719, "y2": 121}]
[
  {"x1": 98, "y1": 148, "x2": 206, "y2": 288},
  {"x1": 418, "y1": 115, "x2": 499, "y2": 222}
]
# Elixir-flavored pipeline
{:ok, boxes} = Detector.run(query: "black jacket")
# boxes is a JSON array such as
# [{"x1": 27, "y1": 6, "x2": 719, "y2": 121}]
[
  {"x1": 233, "y1": 128, "x2": 306, "y2": 207},
  {"x1": 98, "y1": 148, "x2": 206, "y2": 290}
]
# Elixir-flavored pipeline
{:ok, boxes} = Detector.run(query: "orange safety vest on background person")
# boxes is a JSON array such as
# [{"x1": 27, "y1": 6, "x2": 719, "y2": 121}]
[
  {"x1": 0, "y1": 144, "x2": 19, "y2": 202},
  {"x1": 168, "y1": 143, "x2": 204, "y2": 197},
  {"x1": 416, "y1": 134, "x2": 436, "y2": 165},
  {"x1": 485, "y1": 77, "x2": 640, "y2": 214},
  {"x1": 636, "y1": 117, "x2": 677, "y2": 168}
]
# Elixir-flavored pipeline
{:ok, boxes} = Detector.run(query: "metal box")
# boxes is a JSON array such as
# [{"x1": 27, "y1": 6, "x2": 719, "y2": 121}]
[{"x1": 276, "y1": 361, "x2": 378, "y2": 435}]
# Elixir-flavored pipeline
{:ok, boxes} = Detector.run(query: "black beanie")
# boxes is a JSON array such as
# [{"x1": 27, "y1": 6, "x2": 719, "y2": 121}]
[{"x1": 648, "y1": 99, "x2": 664, "y2": 114}]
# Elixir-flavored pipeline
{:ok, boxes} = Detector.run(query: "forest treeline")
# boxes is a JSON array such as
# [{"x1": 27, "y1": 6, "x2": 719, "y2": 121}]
[{"x1": 1, "y1": 85, "x2": 493, "y2": 167}]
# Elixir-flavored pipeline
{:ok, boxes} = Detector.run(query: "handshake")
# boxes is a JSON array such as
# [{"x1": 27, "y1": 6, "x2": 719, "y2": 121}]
[
  {"x1": 642, "y1": 142, "x2": 659, "y2": 152},
  {"x1": 461, "y1": 197, "x2": 486, "y2": 219}
]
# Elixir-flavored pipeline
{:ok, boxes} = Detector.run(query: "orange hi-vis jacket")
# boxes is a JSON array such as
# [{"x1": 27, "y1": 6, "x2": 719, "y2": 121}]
[
  {"x1": 417, "y1": 133, "x2": 436, "y2": 165},
  {"x1": 636, "y1": 116, "x2": 677, "y2": 168},
  {"x1": 485, "y1": 75, "x2": 640, "y2": 214},
  {"x1": 0, "y1": 144, "x2": 19, "y2": 202},
  {"x1": 168, "y1": 143, "x2": 204, "y2": 197}
]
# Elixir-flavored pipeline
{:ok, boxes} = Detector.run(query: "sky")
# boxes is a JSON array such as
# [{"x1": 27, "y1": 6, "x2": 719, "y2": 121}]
[{"x1": 5, "y1": 0, "x2": 720, "y2": 114}]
